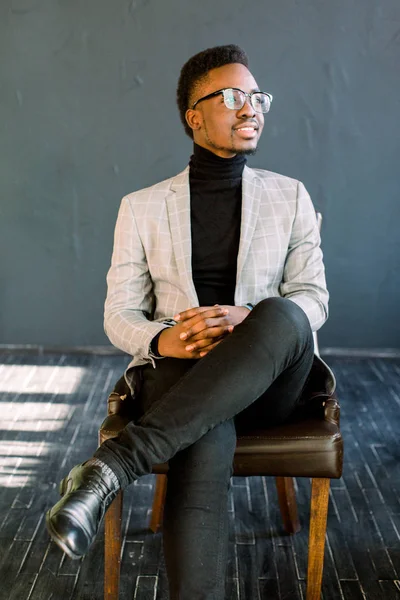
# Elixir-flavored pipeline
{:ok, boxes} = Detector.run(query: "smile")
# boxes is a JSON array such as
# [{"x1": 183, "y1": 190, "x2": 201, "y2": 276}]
[{"x1": 234, "y1": 127, "x2": 258, "y2": 139}]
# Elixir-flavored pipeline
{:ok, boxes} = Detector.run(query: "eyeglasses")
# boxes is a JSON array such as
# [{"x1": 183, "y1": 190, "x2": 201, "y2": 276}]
[{"x1": 192, "y1": 87, "x2": 273, "y2": 113}]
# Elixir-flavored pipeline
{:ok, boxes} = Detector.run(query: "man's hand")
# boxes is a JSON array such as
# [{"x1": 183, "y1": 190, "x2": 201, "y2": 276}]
[
  {"x1": 158, "y1": 304, "x2": 250, "y2": 359},
  {"x1": 157, "y1": 305, "x2": 231, "y2": 359}
]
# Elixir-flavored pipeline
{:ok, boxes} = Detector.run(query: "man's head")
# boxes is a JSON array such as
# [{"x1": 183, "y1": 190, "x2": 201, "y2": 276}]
[{"x1": 177, "y1": 45, "x2": 271, "y2": 158}]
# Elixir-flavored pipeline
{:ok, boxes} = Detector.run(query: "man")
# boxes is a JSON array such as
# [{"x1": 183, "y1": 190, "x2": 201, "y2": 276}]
[{"x1": 46, "y1": 45, "x2": 334, "y2": 599}]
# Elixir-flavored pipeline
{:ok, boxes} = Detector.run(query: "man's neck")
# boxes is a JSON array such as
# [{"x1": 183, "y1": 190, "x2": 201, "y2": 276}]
[
  {"x1": 192, "y1": 140, "x2": 236, "y2": 159},
  {"x1": 189, "y1": 143, "x2": 246, "y2": 180}
]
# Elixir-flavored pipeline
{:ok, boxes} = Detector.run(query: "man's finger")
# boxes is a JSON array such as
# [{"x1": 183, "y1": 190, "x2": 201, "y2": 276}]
[
  {"x1": 178, "y1": 309, "x2": 229, "y2": 340},
  {"x1": 174, "y1": 306, "x2": 209, "y2": 321},
  {"x1": 174, "y1": 305, "x2": 227, "y2": 323},
  {"x1": 186, "y1": 325, "x2": 233, "y2": 344},
  {"x1": 180, "y1": 315, "x2": 230, "y2": 341},
  {"x1": 198, "y1": 338, "x2": 225, "y2": 357}
]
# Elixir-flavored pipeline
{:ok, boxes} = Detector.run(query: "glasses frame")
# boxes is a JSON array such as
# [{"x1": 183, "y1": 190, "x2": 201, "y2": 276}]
[{"x1": 191, "y1": 87, "x2": 273, "y2": 113}]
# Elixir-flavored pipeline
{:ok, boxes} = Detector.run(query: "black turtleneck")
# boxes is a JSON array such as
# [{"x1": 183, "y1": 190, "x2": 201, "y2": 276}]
[
  {"x1": 189, "y1": 143, "x2": 246, "y2": 306},
  {"x1": 150, "y1": 143, "x2": 246, "y2": 357}
]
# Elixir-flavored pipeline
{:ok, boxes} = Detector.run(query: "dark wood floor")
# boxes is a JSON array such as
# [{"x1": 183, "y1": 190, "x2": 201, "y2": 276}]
[{"x1": 0, "y1": 353, "x2": 399, "y2": 600}]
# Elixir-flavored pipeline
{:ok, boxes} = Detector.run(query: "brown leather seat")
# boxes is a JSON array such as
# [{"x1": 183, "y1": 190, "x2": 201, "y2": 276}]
[
  {"x1": 99, "y1": 354, "x2": 343, "y2": 600},
  {"x1": 100, "y1": 387, "x2": 341, "y2": 479}
]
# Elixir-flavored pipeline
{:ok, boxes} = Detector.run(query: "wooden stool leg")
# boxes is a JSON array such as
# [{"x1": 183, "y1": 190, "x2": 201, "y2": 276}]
[
  {"x1": 104, "y1": 490, "x2": 123, "y2": 600},
  {"x1": 306, "y1": 478, "x2": 330, "y2": 600},
  {"x1": 149, "y1": 474, "x2": 167, "y2": 533},
  {"x1": 275, "y1": 476, "x2": 301, "y2": 534}
]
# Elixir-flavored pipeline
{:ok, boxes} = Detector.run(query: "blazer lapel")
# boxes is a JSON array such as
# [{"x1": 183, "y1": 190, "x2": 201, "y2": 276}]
[
  {"x1": 235, "y1": 166, "x2": 261, "y2": 296},
  {"x1": 166, "y1": 167, "x2": 199, "y2": 306}
]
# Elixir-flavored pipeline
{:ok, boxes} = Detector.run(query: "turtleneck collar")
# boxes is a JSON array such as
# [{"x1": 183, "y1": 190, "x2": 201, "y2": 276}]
[{"x1": 189, "y1": 143, "x2": 246, "y2": 180}]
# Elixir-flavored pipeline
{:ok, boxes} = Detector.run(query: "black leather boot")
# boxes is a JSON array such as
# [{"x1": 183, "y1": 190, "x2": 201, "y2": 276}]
[{"x1": 46, "y1": 458, "x2": 120, "y2": 559}]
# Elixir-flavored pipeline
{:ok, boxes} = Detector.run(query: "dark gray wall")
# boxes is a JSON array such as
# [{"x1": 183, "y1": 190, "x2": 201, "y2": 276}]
[{"x1": 1, "y1": 0, "x2": 399, "y2": 349}]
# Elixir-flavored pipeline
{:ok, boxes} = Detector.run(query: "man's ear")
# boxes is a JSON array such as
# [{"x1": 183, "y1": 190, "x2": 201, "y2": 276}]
[{"x1": 185, "y1": 108, "x2": 202, "y2": 132}]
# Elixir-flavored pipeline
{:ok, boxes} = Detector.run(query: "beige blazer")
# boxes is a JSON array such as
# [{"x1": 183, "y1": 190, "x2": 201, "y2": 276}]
[{"x1": 104, "y1": 165, "x2": 333, "y2": 394}]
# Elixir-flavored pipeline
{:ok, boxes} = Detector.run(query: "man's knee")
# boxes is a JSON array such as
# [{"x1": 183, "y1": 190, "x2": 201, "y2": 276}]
[{"x1": 253, "y1": 297, "x2": 312, "y2": 340}]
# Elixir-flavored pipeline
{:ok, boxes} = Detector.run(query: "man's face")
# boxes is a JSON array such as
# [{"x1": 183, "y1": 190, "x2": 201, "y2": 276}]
[{"x1": 186, "y1": 63, "x2": 265, "y2": 158}]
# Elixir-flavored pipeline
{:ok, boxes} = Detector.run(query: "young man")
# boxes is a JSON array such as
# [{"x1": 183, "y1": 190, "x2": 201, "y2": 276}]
[{"x1": 46, "y1": 45, "x2": 334, "y2": 599}]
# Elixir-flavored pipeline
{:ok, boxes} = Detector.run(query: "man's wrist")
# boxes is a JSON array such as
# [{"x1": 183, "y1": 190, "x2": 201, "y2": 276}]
[
  {"x1": 244, "y1": 303, "x2": 254, "y2": 311},
  {"x1": 149, "y1": 330, "x2": 165, "y2": 358}
]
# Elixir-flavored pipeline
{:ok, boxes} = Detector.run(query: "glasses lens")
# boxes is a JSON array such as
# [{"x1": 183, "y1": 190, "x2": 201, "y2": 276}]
[
  {"x1": 223, "y1": 89, "x2": 244, "y2": 110},
  {"x1": 251, "y1": 93, "x2": 271, "y2": 113}
]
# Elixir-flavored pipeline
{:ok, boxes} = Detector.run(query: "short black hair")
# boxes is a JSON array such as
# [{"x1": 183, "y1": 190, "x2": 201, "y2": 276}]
[{"x1": 177, "y1": 44, "x2": 249, "y2": 139}]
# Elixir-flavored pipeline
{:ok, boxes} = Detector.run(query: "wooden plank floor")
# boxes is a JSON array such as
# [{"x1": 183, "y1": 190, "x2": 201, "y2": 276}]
[{"x1": 0, "y1": 353, "x2": 399, "y2": 600}]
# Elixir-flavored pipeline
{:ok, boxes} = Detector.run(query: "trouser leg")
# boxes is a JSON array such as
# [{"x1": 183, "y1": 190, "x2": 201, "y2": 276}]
[
  {"x1": 95, "y1": 297, "x2": 314, "y2": 487},
  {"x1": 138, "y1": 356, "x2": 236, "y2": 600},
  {"x1": 163, "y1": 421, "x2": 236, "y2": 600}
]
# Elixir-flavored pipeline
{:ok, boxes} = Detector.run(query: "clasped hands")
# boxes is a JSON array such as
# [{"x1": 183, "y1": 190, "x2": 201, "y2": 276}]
[{"x1": 157, "y1": 304, "x2": 251, "y2": 360}]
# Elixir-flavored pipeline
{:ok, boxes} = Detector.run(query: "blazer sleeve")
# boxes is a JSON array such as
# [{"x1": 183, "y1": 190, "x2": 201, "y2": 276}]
[
  {"x1": 104, "y1": 195, "x2": 173, "y2": 364},
  {"x1": 279, "y1": 181, "x2": 329, "y2": 331}
]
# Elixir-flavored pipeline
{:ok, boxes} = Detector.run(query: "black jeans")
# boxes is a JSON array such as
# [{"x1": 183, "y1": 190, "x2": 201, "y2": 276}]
[{"x1": 95, "y1": 297, "x2": 315, "y2": 599}]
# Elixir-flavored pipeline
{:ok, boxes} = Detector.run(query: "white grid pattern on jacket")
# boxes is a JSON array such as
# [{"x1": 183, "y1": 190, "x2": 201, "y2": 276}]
[{"x1": 104, "y1": 165, "x2": 329, "y2": 380}]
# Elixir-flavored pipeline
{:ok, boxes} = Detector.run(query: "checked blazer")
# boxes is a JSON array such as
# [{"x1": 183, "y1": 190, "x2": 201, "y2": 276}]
[{"x1": 104, "y1": 164, "x2": 330, "y2": 392}]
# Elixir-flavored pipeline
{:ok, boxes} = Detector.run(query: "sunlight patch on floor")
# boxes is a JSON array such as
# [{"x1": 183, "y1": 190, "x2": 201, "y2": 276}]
[{"x1": 0, "y1": 365, "x2": 86, "y2": 394}]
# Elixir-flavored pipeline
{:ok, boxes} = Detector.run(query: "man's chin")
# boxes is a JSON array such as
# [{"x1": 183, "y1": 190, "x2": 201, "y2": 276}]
[
  {"x1": 232, "y1": 137, "x2": 259, "y2": 156},
  {"x1": 234, "y1": 145, "x2": 258, "y2": 156},
  {"x1": 202, "y1": 135, "x2": 259, "y2": 157}
]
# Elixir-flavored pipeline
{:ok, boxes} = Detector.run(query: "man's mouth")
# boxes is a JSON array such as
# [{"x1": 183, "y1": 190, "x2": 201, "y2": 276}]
[{"x1": 234, "y1": 125, "x2": 258, "y2": 139}]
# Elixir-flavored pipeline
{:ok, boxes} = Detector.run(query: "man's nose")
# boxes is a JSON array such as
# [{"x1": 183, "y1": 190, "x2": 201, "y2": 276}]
[{"x1": 237, "y1": 98, "x2": 256, "y2": 118}]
